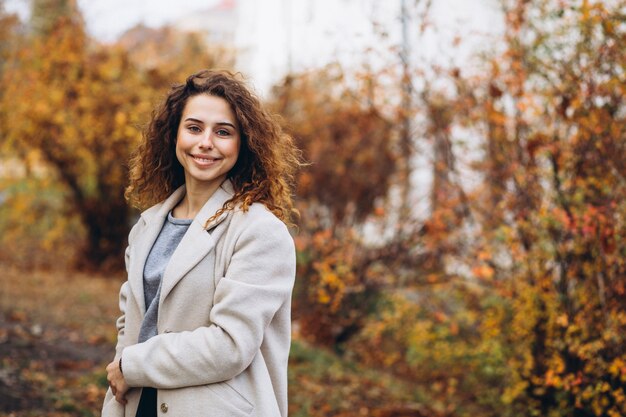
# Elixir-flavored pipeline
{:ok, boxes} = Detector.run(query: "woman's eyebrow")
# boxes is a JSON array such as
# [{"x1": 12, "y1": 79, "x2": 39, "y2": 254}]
[
  {"x1": 184, "y1": 117, "x2": 205, "y2": 124},
  {"x1": 184, "y1": 118, "x2": 236, "y2": 129},
  {"x1": 215, "y1": 121, "x2": 237, "y2": 129}
]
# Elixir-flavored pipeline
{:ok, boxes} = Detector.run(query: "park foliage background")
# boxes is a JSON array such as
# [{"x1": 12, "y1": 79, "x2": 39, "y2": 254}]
[{"x1": 0, "y1": 0, "x2": 625, "y2": 416}]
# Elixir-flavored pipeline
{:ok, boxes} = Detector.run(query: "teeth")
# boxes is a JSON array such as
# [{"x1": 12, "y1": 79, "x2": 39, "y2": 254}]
[{"x1": 194, "y1": 156, "x2": 216, "y2": 162}]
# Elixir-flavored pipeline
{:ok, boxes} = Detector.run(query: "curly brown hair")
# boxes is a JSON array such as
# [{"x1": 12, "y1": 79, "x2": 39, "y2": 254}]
[{"x1": 125, "y1": 69, "x2": 301, "y2": 225}]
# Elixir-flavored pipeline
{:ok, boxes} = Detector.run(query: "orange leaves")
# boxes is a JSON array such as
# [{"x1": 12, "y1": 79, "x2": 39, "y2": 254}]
[
  {"x1": 556, "y1": 313, "x2": 569, "y2": 327},
  {"x1": 284, "y1": 2, "x2": 626, "y2": 414},
  {"x1": 472, "y1": 264, "x2": 495, "y2": 280},
  {"x1": 293, "y1": 225, "x2": 381, "y2": 347},
  {"x1": 273, "y1": 67, "x2": 396, "y2": 224},
  {"x1": 462, "y1": 3, "x2": 626, "y2": 411}
]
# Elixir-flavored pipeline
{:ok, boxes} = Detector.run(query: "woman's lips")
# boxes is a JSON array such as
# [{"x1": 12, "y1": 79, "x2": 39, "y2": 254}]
[{"x1": 191, "y1": 154, "x2": 221, "y2": 165}]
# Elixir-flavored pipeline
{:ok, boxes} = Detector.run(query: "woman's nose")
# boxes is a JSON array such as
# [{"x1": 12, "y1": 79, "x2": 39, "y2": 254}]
[{"x1": 199, "y1": 133, "x2": 214, "y2": 149}]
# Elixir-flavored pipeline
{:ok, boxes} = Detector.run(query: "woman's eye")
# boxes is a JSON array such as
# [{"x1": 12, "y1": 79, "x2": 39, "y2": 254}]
[
  {"x1": 188, "y1": 125, "x2": 201, "y2": 133},
  {"x1": 216, "y1": 129, "x2": 230, "y2": 136}
]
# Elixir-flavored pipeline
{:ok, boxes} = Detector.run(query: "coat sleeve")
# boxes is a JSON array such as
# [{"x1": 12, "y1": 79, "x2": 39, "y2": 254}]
[
  {"x1": 120, "y1": 211, "x2": 296, "y2": 389},
  {"x1": 101, "y1": 221, "x2": 142, "y2": 416},
  {"x1": 113, "y1": 220, "x2": 142, "y2": 360}
]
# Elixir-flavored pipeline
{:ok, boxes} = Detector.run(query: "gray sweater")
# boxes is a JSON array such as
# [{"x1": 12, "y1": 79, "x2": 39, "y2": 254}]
[{"x1": 138, "y1": 211, "x2": 192, "y2": 343}]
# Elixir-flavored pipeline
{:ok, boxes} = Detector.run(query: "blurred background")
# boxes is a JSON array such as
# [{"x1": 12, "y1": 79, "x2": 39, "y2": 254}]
[{"x1": 0, "y1": 0, "x2": 625, "y2": 416}]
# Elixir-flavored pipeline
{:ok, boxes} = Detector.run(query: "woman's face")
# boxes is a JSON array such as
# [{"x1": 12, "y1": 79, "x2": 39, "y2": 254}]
[{"x1": 175, "y1": 94, "x2": 241, "y2": 193}]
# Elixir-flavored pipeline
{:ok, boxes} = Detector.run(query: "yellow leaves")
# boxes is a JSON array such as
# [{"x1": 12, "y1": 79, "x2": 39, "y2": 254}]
[
  {"x1": 502, "y1": 379, "x2": 529, "y2": 404},
  {"x1": 313, "y1": 260, "x2": 354, "y2": 313},
  {"x1": 33, "y1": 100, "x2": 52, "y2": 117},
  {"x1": 316, "y1": 289, "x2": 331, "y2": 305},
  {"x1": 480, "y1": 308, "x2": 503, "y2": 340},
  {"x1": 407, "y1": 320, "x2": 435, "y2": 352},
  {"x1": 0, "y1": 12, "x2": 237, "y2": 267},
  {"x1": 611, "y1": 388, "x2": 626, "y2": 410},
  {"x1": 0, "y1": 176, "x2": 85, "y2": 268},
  {"x1": 114, "y1": 111, "x2": 127, "y2": 126},
  {"x1": 555, "y1": 313, "x2": 570, "y2": 328},
  {"x1": 608, "y1": 358, "x2": 626, "y2": 381}
]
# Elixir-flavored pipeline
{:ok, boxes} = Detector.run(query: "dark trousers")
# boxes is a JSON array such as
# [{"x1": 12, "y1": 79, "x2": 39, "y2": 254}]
[{"x1": 135, "y1": 387, "x2": 157, "y2": 417}]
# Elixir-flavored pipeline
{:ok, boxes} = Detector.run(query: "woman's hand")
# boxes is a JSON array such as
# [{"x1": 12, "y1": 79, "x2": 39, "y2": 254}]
[{"x1": 106, "y1": 358, "x2": 130, "y2": 405}]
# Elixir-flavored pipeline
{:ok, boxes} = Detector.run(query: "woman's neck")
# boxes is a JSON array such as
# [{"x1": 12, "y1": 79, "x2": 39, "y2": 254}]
[{"x1": 173, "y1": 178, "x2": 224, "y2": 219}]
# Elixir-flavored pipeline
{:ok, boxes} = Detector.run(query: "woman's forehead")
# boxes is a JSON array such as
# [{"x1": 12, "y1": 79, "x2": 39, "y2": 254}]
[{"x1": 181, "y1": 94, "x2": 237, "y2": 123}]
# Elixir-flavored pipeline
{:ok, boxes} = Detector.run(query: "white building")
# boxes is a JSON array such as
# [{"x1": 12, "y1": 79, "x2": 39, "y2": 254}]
[{"x1": 173, "y1": 0, "x2": 237, "y2": 48}]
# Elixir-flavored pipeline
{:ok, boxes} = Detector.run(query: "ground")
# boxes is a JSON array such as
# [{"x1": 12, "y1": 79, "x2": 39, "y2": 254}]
[
  {"x1": 0, "y1": 265, "x2": 431, "y2": 417},
  {"x1": 0, "y1": 310, "x2": 110, "y2": 415},
  {"x1": 0, "y1": 266, "x2": 120, "y2": 416}
]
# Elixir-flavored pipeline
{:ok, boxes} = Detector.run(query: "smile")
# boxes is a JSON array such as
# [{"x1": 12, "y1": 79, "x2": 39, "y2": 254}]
[{"x1": 192, "y1": 155, "x2": 221, "y2": 164}]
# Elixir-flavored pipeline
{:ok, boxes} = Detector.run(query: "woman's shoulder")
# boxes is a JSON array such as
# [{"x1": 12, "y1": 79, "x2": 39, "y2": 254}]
[
  {"x1": 231, "y1": 202, "x2": 286, "y2": 228},
  {"x1": 223, "y1": 203, "x2": 294, "y2": 259},
  {"x1": 228, "y1": 202, "x2": 292, "y2": 242}
]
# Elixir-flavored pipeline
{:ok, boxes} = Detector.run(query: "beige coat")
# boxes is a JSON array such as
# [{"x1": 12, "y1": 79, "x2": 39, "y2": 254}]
[{"x1": 101, "y1": 180, "x2": 296, "y2": 417}]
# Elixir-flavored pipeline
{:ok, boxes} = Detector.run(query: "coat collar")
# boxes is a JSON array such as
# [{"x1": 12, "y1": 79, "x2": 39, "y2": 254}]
[
  {"x1": 139, "y1": 179, "x2": 235, "y2": 228},
  {"x1": 129, "y1": 179, "x2": 235, "y2": 314}
]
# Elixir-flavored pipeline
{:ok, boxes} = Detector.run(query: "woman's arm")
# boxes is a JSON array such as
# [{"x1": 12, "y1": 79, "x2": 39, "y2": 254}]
[
  {"x1": 112, "y1": 218, "x2": 142, "y2": 358},
  {"x1": 119, "y1": 211, "x2": 296, "y2": 389},
  {"x1": 105, "y1": 278, "x2": 131, "y2": 404},
  {"x1": 104, "y1": 222, "x2": 141, "y2": 405}
]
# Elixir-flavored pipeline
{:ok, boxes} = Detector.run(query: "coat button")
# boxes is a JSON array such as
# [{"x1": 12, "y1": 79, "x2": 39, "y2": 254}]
[{"x1": 160, "y1": 402, "x2": 168, "y2": 413}]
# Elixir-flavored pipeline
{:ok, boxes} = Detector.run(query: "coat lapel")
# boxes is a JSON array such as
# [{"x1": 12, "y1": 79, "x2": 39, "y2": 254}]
[
  {"x1": 159, "y1": 180, "x2": 234, "y2": 303},
  {"x1": 128, "y1": 186, "x2": 187, "y2": 315}
]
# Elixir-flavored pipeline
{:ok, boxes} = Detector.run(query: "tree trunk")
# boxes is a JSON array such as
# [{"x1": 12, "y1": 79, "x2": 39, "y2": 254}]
[{"x1": 76, "y1": 197, "x2": 129, "y2": 272}]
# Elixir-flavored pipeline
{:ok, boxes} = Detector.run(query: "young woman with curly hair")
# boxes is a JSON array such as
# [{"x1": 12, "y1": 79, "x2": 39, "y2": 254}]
[{"x1": 102, "y1": 69, "x2": 300, "y2": 417}]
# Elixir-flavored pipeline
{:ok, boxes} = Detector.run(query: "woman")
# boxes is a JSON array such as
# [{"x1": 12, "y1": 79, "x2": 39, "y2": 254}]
[{"x1": 102, "y1": 69, "x2": 300, "y2": 417}]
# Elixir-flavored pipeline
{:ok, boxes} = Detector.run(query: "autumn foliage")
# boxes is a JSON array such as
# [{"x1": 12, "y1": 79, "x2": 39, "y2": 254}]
[
  {"x1": 273, "y1": 0, "x2": 626, "y2": 416},
  {"x1": 0, "y1": 2, "x2": 231, "y2": 269},
  {"x1": 1, "y1": 0, "x2": 625, "y2": 416}
]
